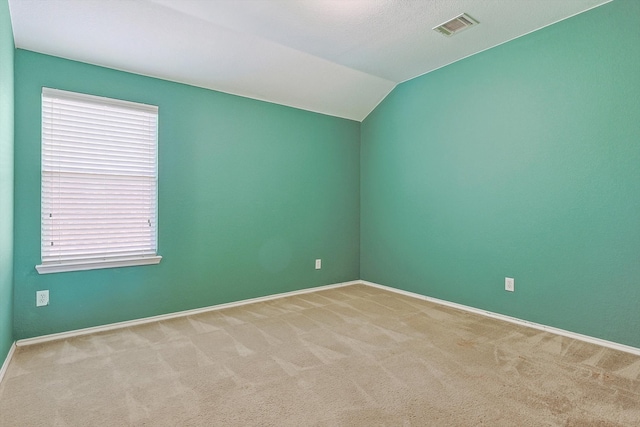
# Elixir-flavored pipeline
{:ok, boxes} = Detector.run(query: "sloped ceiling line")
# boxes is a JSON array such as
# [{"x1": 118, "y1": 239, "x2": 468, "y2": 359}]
[{"x1": 8, "y1": 0, "x2": 610, "y2": 121}]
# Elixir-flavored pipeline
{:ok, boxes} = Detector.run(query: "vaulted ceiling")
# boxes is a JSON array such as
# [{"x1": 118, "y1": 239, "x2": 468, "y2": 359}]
[{"x1": 8, "y1": 0, "x2": 610, "y2": 121}]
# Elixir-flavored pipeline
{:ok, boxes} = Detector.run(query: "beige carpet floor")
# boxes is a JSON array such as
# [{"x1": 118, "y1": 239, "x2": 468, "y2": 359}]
[{"x1": 1, "y1": 284, "x2": 639, "y2": 426}]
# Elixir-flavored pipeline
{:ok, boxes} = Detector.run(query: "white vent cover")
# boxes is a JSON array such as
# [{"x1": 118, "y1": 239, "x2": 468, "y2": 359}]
[{"x1": 433, "y1": 13, "x2": 479, "y2": 37}]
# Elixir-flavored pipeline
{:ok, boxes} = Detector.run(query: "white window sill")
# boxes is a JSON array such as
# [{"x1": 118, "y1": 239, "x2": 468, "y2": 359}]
[{"x1": 36, "y1": 256, "x2": 162, "y2": 274}]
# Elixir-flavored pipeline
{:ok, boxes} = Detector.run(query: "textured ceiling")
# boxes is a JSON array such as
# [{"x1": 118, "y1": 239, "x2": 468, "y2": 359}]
[{"x1": 8, "y1": 0, "x2": 610, "y2": 121}]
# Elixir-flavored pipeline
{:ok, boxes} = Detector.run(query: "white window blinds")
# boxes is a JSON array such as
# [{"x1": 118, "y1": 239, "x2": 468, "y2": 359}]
[{"x1": 36, "y1": 88, "x2": 161, "y2": 274}]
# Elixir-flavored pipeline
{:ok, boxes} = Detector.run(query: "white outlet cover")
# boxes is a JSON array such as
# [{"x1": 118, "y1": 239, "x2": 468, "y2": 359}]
[
  {"x1": 36, "y1": 290, "x2": 50, "y2": 307},
  {"x1": 505, "y1": 277, "x2": 515, "y2": 292},
  {"x1": 315, "y1": 259, "x2": 321, "y2": 270}
]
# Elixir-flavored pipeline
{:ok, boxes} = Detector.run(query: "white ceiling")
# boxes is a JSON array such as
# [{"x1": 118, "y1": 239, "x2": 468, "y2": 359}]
[{"x1": 8, "y1": 0, "x2": 610, "y2": 121}]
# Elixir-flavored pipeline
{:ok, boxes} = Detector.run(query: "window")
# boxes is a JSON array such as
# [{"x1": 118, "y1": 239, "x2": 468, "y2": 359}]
[{"x1": 36, "y1": 88, "x2": 161, "y2": 274}]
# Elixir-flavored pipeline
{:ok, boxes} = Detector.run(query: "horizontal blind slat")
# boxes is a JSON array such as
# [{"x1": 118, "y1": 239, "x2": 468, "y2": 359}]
[{"x1": 43, "y1": 108, "x2": 156, "y2": 126}]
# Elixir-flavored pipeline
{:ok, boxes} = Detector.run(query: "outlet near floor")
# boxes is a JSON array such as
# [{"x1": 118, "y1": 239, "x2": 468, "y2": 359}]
[
  {"x1": 505, "y1": 277, "x2": 515, "y2": 292},
  {"x1": 36, "y1": 290, "x2": 49, "y2": 307}
]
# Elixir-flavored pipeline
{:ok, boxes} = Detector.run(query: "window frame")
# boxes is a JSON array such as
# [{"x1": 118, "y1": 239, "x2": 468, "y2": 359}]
[{"x1": 36, "y1": 88, "x2": 161, "y2": 274}]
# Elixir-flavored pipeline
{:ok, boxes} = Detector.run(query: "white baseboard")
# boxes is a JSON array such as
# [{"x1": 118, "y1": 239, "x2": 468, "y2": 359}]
[
  {"x1": 0, "y1": 342, "x2": 16, "y2": 386},
  {"x1": 361, "y1": 280, "x2": 640, "y2": 357},
  {"x1": 15, "y1": 278, "x2": 640, "y2": 358},
  {"x1": 16, "y1": 280, "x2": 360, "y2": 347}
]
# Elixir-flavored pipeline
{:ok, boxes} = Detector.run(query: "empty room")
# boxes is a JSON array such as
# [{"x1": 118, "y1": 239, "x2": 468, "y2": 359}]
[{"x1": 1, "y1": 0, "x2": 639, "y2": 425}]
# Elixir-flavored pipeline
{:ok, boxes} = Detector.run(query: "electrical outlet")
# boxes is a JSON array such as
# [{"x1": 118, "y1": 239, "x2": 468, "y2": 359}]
[
  {"x1": 36, "y1": 290, "x2": 49, "y2": 307},
  {"x1": 315, "y1": 259, "x2": 321, "y2": 270},
  {"x1": 505, "y1": 277, "x2": 515, "y2": 292}
]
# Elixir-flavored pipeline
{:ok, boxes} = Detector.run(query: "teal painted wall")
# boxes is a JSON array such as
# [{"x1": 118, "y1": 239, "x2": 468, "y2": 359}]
[
  {"x1": 361, "y1": 0, "x2": 640, "y2": 347},
  {"x1": 13, "y1": 50, "x2": 360, "y2": 339},
  {"x1": 0, "y1": 0, "x2": 15, "y2": 362}
]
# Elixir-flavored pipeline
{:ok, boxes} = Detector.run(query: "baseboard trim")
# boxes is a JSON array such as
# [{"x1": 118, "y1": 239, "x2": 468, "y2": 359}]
[
  {"x1": 361, "y1": 280, "x2": 640, "y2": 357},
  {"x1": 0, "y1": 342, "x2": 16, "y2": 386},
  {"x1": 16, "y1": 280, "x2": 359, "y2": 347},
  {"x1": 15, "y1": 279, "x2": 640, "y2": 357}
]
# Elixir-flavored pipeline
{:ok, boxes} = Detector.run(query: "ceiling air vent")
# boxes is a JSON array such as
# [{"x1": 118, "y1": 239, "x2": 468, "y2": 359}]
[{"x1": 433, "y1": 13, "x2": 478, "y2": 37}]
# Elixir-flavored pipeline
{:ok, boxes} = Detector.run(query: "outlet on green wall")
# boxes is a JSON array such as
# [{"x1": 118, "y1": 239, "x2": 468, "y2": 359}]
[
  {"x1": 13, "y1": 50, "x2": 360, "y2": 339},
  {"x1": 361, "y1": 0, "x2": 640, "y2": 347}
]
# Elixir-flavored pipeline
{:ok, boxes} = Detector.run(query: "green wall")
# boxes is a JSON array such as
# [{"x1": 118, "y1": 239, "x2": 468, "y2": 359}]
[
  {"x1": 0, "y1": 0, "x2": 15, "y2": 363},
  {"x1": 13, "y1": 51, "x2": 360, "y2": 339},
  {"x1": 361, "y1": 0, "x2": 640, "y2": 347},
  {"x1": 7, "y1": 0, "x2": 640, "y2": 349}
]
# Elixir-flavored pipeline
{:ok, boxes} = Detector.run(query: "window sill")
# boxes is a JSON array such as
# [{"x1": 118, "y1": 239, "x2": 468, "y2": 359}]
[{"x1": 36, "y1": 256, "x2": 162, "y2": 274}]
